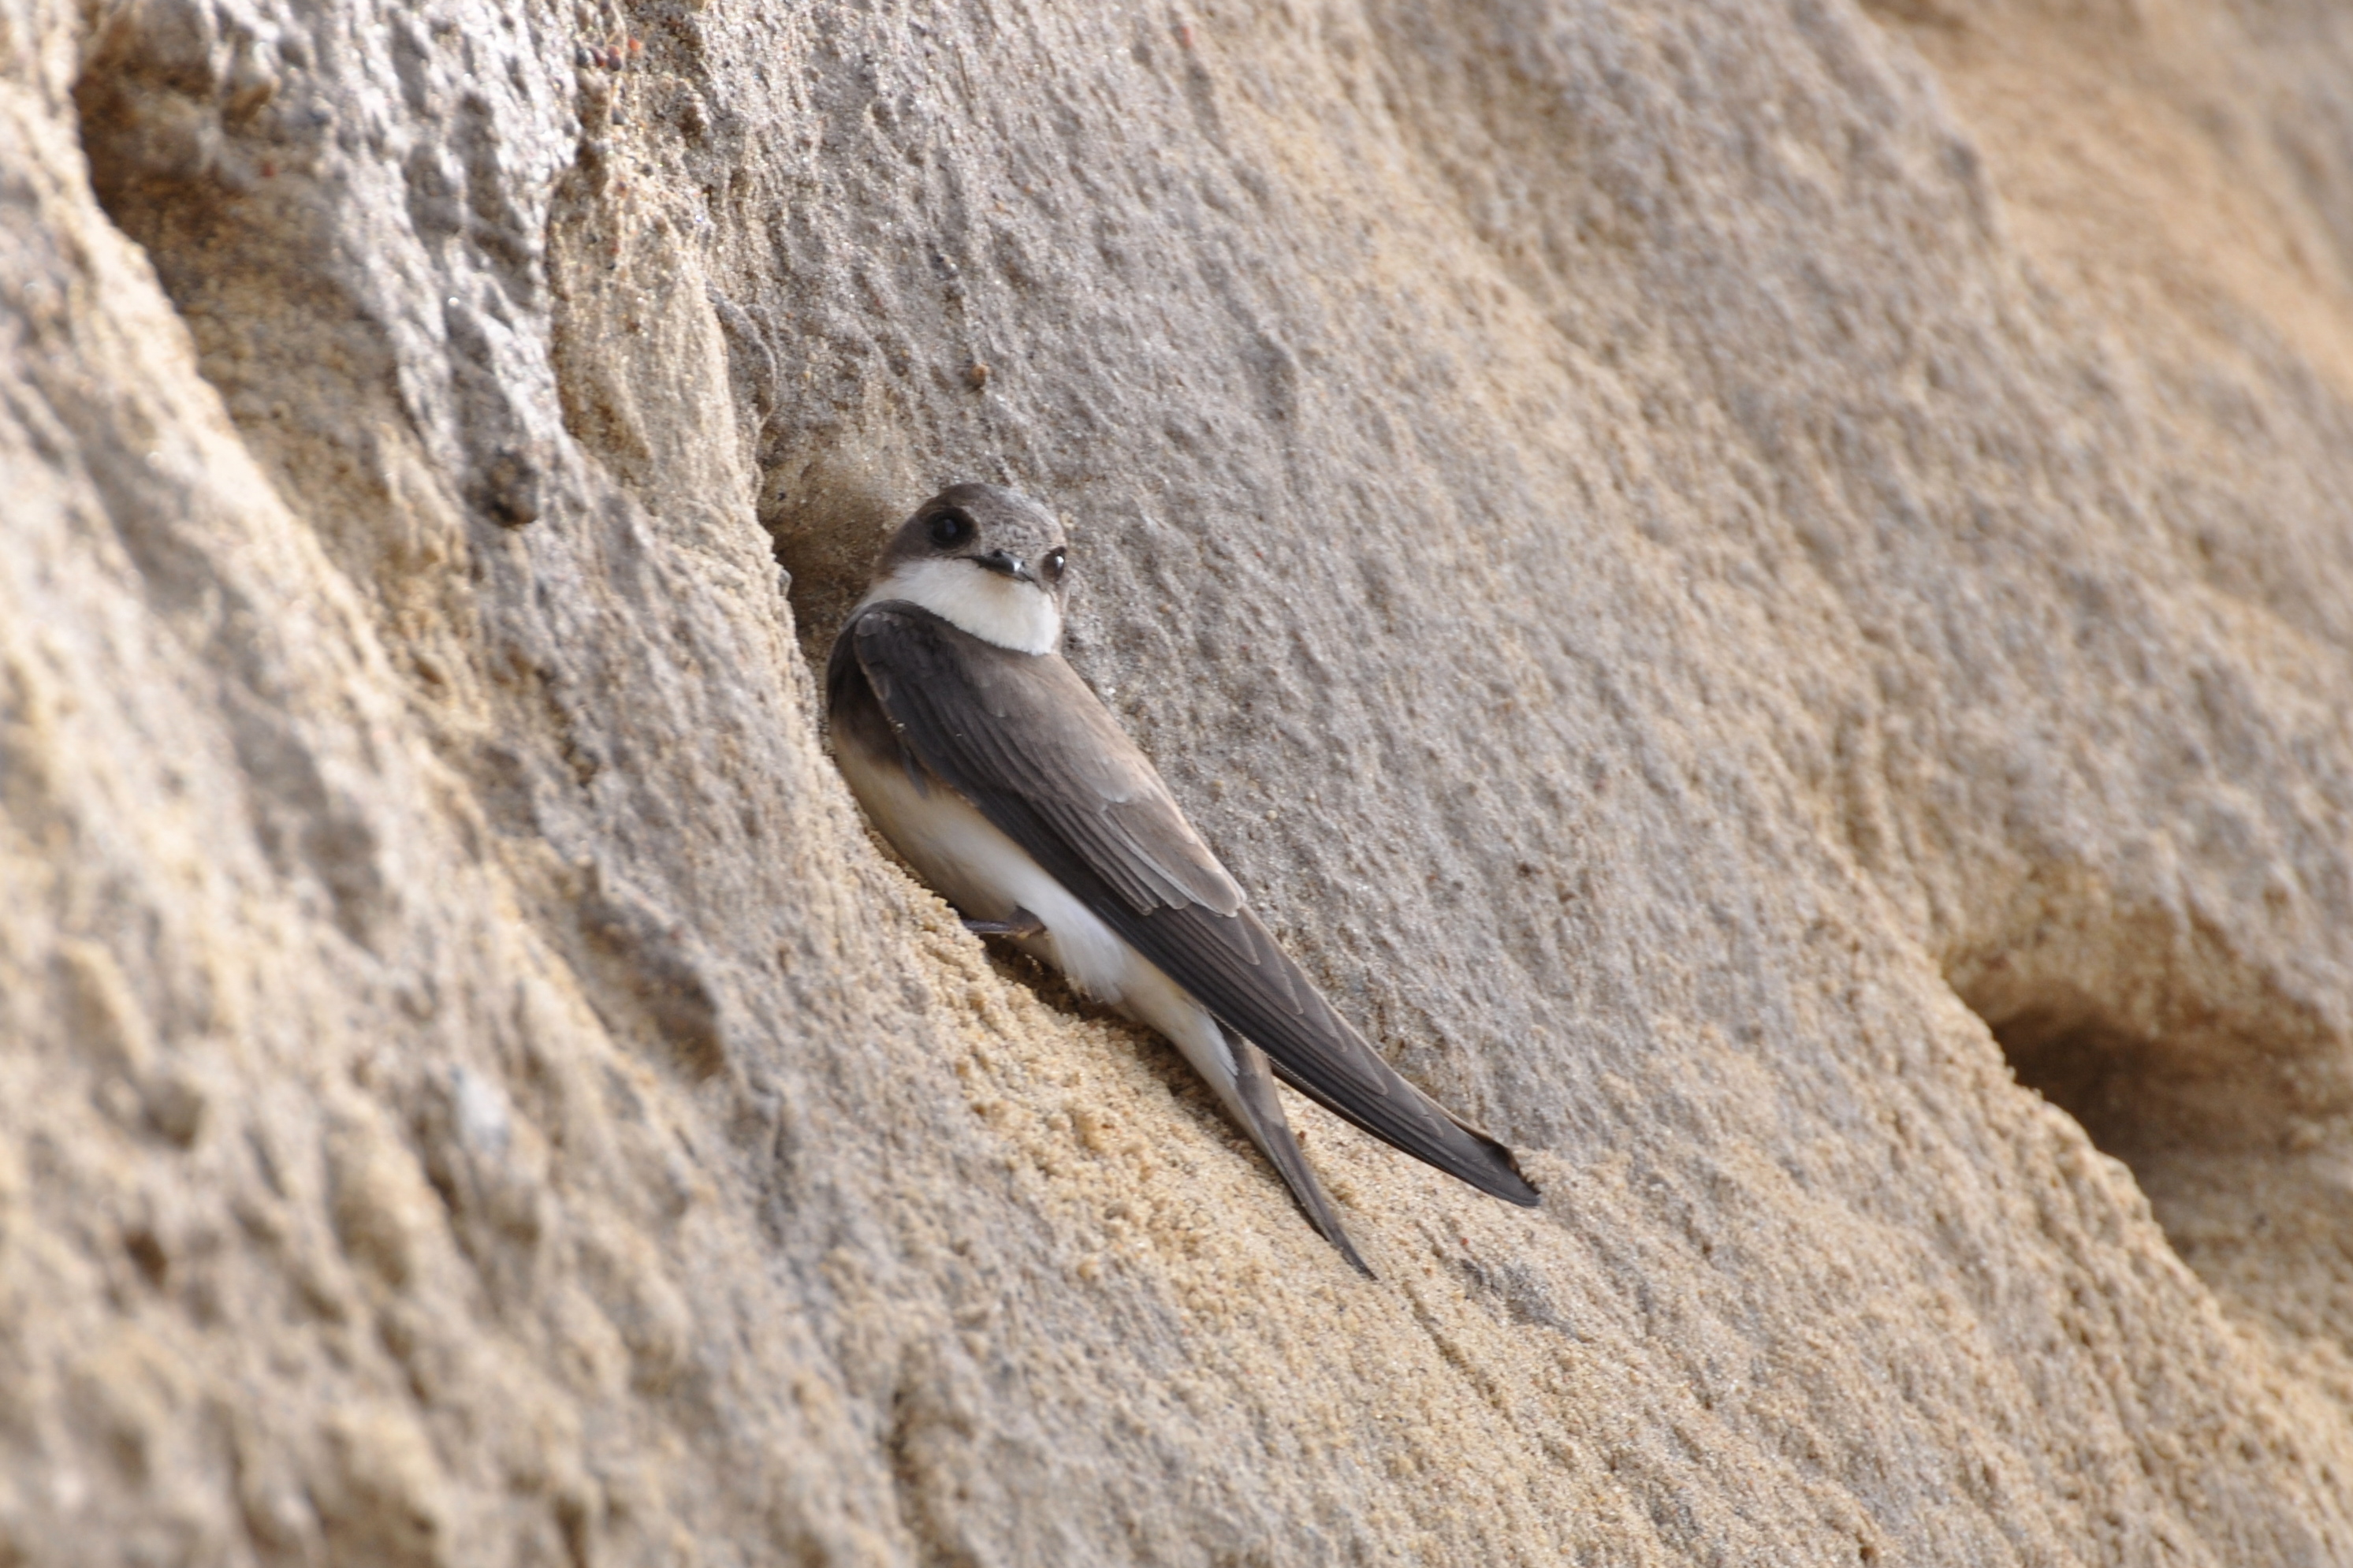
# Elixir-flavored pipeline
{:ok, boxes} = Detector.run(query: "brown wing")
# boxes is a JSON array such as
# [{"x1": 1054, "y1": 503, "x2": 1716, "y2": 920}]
[
  {"x1": 842, "y1": 602, "x2": 1539, "y2": 1207},
  {"x1": 841, "y1": 602, "x2": 1242, "y2": 917}
]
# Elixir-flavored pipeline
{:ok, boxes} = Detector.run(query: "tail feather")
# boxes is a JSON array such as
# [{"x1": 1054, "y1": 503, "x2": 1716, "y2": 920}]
[{"x1": 1222, "y1": 1026, "x2": 1375, "y2": 1277}]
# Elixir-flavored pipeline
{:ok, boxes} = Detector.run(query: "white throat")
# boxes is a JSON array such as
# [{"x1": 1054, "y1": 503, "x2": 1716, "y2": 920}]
[{"x1": 861, "y1": 558, "x2": 1062, "y2": 655}]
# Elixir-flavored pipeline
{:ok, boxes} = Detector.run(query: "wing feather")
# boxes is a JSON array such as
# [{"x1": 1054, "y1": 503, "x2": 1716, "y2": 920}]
[
  {"x1": 847, "y1": 602, "x2": 1538, "y2": 1206},
  {"x1": 851, "y1": 604, "x2": 1241, "y2": 917}
]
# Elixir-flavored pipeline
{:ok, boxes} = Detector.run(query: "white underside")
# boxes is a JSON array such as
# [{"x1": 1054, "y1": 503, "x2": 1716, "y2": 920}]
[
  {"x1": 859, "y1": 558, "x2": 1061, "y2": 654},
  {"x1": 836, "y1": 738, "x2": 1243, "y2": 1100}
]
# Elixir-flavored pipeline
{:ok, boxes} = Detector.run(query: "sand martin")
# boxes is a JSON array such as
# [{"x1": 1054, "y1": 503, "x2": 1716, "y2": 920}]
[{"x1": 826, "y1": 482, "x2": 1540, "y2": 1272}]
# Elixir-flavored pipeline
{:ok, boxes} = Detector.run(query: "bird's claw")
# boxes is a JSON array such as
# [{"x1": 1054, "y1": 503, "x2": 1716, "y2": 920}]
[{"x1": 962, "y1": 907, "x2": 1046, "y2": 938}]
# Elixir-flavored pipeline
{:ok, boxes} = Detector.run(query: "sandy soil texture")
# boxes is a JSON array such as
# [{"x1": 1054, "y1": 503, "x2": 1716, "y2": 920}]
[{"x1": 4, "y1": 0, "x2": 2351, "y2": 1560}]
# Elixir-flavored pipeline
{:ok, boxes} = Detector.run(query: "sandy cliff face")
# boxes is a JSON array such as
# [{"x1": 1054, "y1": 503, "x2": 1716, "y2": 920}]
[{"x1": 5, "y1": 0, "x2": 2351, "y2": 1560}]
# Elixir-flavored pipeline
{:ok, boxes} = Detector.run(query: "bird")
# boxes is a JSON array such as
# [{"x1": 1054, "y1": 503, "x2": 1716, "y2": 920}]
[{"x1": 825, "y1": 482, "x2": 1540, "y2": 1273}]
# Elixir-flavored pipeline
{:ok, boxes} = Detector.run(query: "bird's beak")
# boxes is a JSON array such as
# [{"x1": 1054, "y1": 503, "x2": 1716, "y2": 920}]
[{"x1": 974, "y1": 551, "x2": 1034, "y2": 583}]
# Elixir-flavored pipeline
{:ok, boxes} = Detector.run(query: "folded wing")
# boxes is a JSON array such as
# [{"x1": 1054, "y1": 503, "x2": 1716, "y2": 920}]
[{"x1": 846, "y1": 602, "x2": 1539, "y2": 1207}]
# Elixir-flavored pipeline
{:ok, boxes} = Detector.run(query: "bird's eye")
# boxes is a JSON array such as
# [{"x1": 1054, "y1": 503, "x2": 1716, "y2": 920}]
[
  {"x1": 928, "y1": 512, "x2": 974, "y2": 549},
  {"x1": 1042, "y1": 549, "x2": 1067, "y2": 582}
]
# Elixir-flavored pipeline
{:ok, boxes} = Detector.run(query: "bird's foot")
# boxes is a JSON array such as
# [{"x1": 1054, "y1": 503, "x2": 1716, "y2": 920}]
[{"x1": 962, "y1": 907, "x2": 1045, "y2": 938}]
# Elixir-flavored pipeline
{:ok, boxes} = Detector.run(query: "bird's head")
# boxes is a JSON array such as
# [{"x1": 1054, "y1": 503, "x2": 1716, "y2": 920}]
[{"x1": 859, "y1": 482, "x2": 1070, "y2": 654}]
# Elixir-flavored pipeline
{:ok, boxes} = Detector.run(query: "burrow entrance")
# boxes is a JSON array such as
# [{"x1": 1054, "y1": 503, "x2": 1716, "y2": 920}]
[{"x1": 1967, "y1": 977, "x2": 2353, "y2": 1365}]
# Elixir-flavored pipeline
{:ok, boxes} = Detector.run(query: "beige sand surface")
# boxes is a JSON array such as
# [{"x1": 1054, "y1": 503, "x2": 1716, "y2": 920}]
[{"x1": 4, "y1": 0, "x2": 2351, "y2": 1559}]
